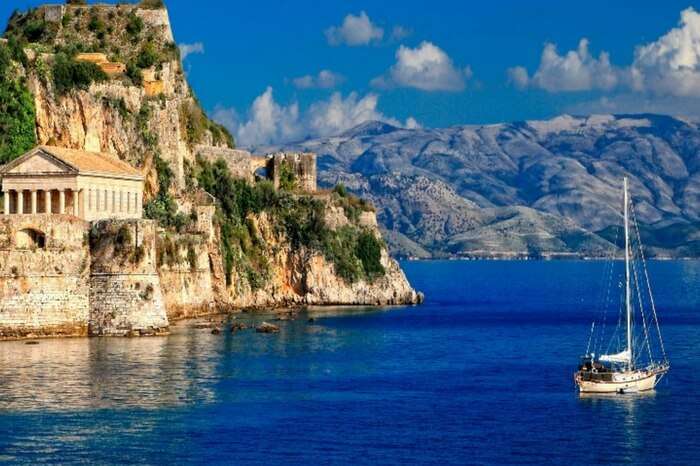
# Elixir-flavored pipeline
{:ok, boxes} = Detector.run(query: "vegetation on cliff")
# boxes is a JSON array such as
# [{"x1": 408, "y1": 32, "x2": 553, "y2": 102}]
[
  {"x1": 195, "y1": 157, "x2": 385, "y2": 286},
  {"x1": 0, "y1": 42, "x2": 36, "y2": 164}
]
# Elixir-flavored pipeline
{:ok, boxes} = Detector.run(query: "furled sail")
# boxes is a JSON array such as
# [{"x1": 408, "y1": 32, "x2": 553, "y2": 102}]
[{"x1": 600, "y1": 349, "x2": 631, "y2": 363}]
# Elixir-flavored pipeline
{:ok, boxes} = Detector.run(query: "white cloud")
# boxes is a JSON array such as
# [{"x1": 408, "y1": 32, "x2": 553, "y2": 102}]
[
  {"x1": 179, "y1": 42, "x2": 204, "y2": 60},
  {"x1": 510, "y1": 8, "x2": 700, "y2": 99},
  {"x1": 372, "y1": 41, "x2": 471, "y2": 92},
  {"x1": 292, "y1": 70, "x2": 345, "y2": 89},
  {"x1": 325, "y1": 11, "x2": 384, "y2": 46},
  {"x1": 630, "y1": 7, "x2": 700, "y2": 96},
  {"x1": 510, "y1": 39, "x2": 619, "y2": 92},
  {"x1": 213, "y1": 87, "x2": 419, "y2": 147}
]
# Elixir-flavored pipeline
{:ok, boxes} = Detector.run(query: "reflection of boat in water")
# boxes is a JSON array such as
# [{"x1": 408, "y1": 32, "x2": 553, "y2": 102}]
[{"x1": 574, "y1": 177, "x2": 669, "y2": 394}]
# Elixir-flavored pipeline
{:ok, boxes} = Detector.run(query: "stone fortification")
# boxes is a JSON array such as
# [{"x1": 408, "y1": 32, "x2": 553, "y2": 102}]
[
  {"x1": 267, "y1": 152, "x2": 317, "y2": 192},
  {"x1": 195, "y1": 145, "x2": 254, "y2": 182},
  {"x1": 0, "y1": 215, "x2": 90, "y2": 338},
  {"x1": 0, "y1": 216, "x2": 171, "y2": 339},
  {"x1": 194, "y1": 146, "x2": 318, "y2": 192},
  {"x1": 88, "y1": 219, "x2": 169, "y2": 336}
]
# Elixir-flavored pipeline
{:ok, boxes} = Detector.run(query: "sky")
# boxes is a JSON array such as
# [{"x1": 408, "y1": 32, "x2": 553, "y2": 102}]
[{"x1": 3, "y1": 0, "x2": 700, "y2": 146}]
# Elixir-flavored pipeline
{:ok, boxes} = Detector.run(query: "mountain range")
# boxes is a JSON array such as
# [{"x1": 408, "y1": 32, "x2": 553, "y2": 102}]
[{"x1": 260, "y1": 114, "x2": 700, "y2": 258}]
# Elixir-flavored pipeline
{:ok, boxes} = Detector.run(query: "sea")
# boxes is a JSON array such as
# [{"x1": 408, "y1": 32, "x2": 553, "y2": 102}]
[{"x1": 0, "y1": 260, "x2": 698, "y2": 465}]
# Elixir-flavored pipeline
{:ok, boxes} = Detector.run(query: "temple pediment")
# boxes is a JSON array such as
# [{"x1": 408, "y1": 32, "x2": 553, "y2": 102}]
[{"x1": 5, "y1": 150, "x2": 76, "y2": 175}]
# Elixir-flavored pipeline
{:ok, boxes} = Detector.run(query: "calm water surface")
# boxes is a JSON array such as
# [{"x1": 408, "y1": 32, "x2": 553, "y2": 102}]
[{"x1": 0, "y1": 260, "x2": 699, "y2": 465}]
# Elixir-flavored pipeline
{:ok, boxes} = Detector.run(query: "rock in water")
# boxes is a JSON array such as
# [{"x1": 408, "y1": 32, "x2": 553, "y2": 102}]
[
  {"x1": 231, "y1": 322, "x2": 248, "y2": 332},
  {"x1": 256, "y1": 322, "x2": 280, "y2": 334}
]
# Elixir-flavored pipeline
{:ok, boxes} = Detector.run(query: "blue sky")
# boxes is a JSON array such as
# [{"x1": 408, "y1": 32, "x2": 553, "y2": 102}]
[{"x1": 3, "y1": 0, "x2": 700, "y2": 146}]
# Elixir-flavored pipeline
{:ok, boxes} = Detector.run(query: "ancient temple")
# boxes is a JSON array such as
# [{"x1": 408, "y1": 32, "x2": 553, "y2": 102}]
[{"x1": 0, "y1": 145, "x2": 144, "y2": 221}]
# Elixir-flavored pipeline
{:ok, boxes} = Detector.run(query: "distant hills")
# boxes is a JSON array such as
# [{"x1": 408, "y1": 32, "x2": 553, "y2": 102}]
[{"x1": 262, "y1": 114, "x2": 700, "y2": 258}]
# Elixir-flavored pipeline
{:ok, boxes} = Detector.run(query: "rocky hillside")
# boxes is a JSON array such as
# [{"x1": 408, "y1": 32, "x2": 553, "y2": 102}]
[
  {"x1": 0, "y1": 2, "x2": 420, "y2": 309},
  {"x1": 264, "y1": 115, "x2": 700, "y2": 258}
]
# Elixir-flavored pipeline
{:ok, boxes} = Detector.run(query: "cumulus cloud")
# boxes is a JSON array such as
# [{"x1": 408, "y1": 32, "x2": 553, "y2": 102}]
[
  {"x1": 510, "y1": 8, "x2": 700, "y2": 99},
  {"x1": 179, "y1": 42, "x2": 204, "y2": 60},
  {"x1": 325, "y1": 11, "x2": 384, "y2": 46},
  {"x1": 213, "y1": 87, "x2": 419, "y2": 147},
  {"x1": 508, "y1": 39, "x2": 619, "y2": 92},
  {"x1": 372, "y1": 41, "x2": 471, "y2": 92},
  {"x1": 630, "y1": 7, "x2": 700, "y2": 96},
  {"x1": 292, "y1": 70, "x2": 345, "y2": 89}
]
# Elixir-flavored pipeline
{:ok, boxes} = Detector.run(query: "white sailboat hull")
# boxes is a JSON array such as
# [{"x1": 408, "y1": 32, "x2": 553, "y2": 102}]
[{"x1": 575, "y1": 367, "x2": 667, "y2": 394}]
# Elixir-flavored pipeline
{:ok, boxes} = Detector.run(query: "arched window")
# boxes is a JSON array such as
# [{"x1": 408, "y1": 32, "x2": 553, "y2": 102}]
[{"x1": 16, "y1": 228, "x2": 46, "y2": 249}]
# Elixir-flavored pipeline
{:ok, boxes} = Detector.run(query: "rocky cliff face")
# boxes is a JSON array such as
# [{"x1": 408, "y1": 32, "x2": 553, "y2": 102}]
[{"x1": 227, "y1": 210, "x2": 420, "y2": 308}]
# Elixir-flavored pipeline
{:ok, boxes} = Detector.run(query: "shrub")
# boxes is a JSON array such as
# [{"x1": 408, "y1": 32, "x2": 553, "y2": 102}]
[
  {"x1": 52, "y1": 53, "x2": 108, "y2": 95},
  {"x1": 136, "y1": 42, "x2": 158, "y2": 69},
  {"x1": 278, "y1": 162, "x2": 298, "y2": 192},
  {"x1": 126, "y1": 60, "x2": 143, "y2": 85},
  {"x1": 356, "y1": 231, "x2": 385, "y2": 279},
  {"x1": 88, "y1": 15, "x2": 106, "y2": 34},
  {"x1": 125, "y1": 13, "x2": 144, "y2": 37},
  {"x1": 66, "y1": 0, "x2": 88, "y2": 5},
  {"x1": 334, "y1": 183, "x2": 347, "y2": 197}
]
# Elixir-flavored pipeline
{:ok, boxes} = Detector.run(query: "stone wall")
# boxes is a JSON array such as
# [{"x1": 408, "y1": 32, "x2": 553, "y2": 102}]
[
  {"x1": 157, "y1": 232, "x2": 219, "y2": 320},
  {"x1": 195, "y1": 145, "x2": 253, "y2": 182},
  {"x1": 88, "y1": 219, "x2": 169, "y2": 336},
  {"x1": 267, "y1": 152, "x2": 317, "y2": 192},
  {"x1": 0, "y1": 215, "x2": 90, "y2": 338}
]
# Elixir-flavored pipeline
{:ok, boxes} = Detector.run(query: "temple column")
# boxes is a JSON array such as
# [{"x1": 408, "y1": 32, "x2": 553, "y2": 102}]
[
  {"x1": 31, "y1": 190, "x2": 37, "y2": 214},
  {"x1": 3, "y1": 190, "x2": 9, "y2": 215},
  {"x1": 45, "y1": 190, "x2": 52, "y2": 214},
  {"x1": 72, "y1": 189, "x2": 78, "y2": 216},
  {"x1": 59, "y1": 190, "x2": 65, "y2": 214},
  {"x1": 17, "y1": 191, "x2": 24, "y2": 214}
]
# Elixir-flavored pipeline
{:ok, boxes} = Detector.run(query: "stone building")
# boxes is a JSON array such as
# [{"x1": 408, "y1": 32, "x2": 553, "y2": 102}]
[
  {"x1": 0, "y1": 145, "x2": 144, "y2": 221},
  {"x1": 266, "y1": 152, "x2": 317, "y2": 192}
]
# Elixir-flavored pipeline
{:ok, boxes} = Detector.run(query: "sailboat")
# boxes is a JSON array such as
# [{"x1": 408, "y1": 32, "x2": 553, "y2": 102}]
[{"x1": 574, "y1": 177, "x2": 669, "y2": 394}]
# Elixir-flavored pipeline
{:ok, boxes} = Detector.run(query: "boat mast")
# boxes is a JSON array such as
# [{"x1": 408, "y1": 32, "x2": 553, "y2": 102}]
[{"x1": 624, "y1": 177, "x2": 633, "y2": 370}]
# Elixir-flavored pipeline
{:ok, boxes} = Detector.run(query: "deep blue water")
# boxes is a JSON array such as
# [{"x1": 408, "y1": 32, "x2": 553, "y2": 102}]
[{"x1": 0, "y1": 260, "x2": 699, "y2": 465}]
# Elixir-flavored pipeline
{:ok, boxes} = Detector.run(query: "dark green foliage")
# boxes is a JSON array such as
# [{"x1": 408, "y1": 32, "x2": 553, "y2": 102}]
[
  {"x1": 334, "y1": 183, "x2": 347, "y2": 197},
  {"x1": 125, "y1": 12, "x2": 144, "y2": 37},
  {"x1": 88, "y1": 14, "x2": 106, "y2": 34},
  {"x1": 126, "y1": 60, "x2": 143, "y2": 85},
  {"x1": 278, "y1": 162, "x2": 298, "y2": 192},
  {"x1": 356, "y1": 231, "x2": 385, "y2": 278},
  {"x1": 136, "y1": 42, "x2": 158, "y2": 68},
  {"x1": 0, "y1": 43, "x2": 37, "y2": 164},
  {"x1": 52, "y1": 52, "x2": 108, "y2": 95},
  {"x1": 62, "y1": 12, "x2": 73, "y2": 28},
  {"x1": 66, "y1": 0, "x2": 88, "y2": 5}
]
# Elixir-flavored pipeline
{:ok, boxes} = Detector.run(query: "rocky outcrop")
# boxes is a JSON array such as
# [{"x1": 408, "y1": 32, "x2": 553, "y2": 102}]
[{"x1": 225, "y1": 210, "x2": 421, "y2": 308}]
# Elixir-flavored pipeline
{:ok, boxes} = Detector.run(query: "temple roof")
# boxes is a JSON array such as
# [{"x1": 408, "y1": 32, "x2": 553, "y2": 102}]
[{"x1": 0, "y1": 146, "x2": 143, "y2": 179}]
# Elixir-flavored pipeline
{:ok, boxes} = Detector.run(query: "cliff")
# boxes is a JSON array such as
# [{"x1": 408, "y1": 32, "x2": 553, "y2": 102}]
[{"x1": 0, "y1": 1, "x2": 419, "y2": 329}]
